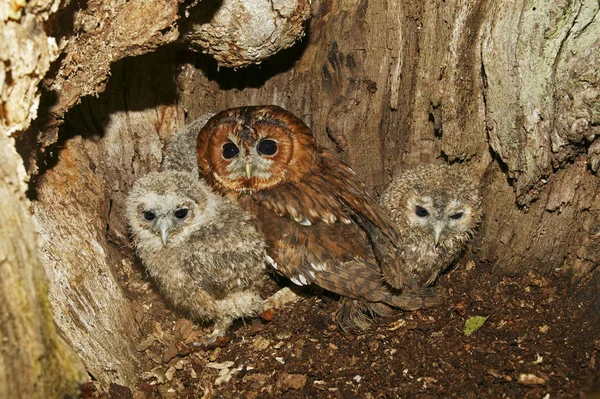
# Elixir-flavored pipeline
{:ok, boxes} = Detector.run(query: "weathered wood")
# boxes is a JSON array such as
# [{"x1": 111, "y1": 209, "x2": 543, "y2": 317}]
[
  {"x1": 0, "y1": 0, "x2": 60, "y2": 135},
  {"x1": 33, "y1": 52, "x2": 185, "y2": 386},
  {"x1": 0, "y1": 133, "x2": 87, "y2": 399},
  {"x1": 175, "y1": 0, "x2": 600, "y2": 275},
  {"x1": 39, "y1": 0, "x2": 183, "y2": 147},
  {"x1": 1, "y1": 2, "x2": 87, "y2": 397},
  {"x1": 182, "y1": 0, "x2": 311, "y2": 68},
  {"x1": 5, "y1": 0, "x2": 599, "y2": 388}
]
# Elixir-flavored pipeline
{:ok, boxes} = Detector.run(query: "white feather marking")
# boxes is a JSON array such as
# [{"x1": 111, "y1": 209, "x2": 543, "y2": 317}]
[
  {"x1": 310, "y1": 262, "x2": 327, "y2": 272},
  {"x1": 308, "y1": 270, "x2": 316, "y2": 279},
  {"x1": 293, "y1": 215, "x2": 312, "y2": 226},
  {"x1": 300, "y1": 217, "x2": 312, "y2": 226},
  {"x1": 298, "y1": 274, "x2": 308, "y2": 285},
  {"x1": 266, "y1": 255, "x2": 278, "y2": 269},
  {"x1": 290, "y1": 276, "x2": 303, "y2": 286}
]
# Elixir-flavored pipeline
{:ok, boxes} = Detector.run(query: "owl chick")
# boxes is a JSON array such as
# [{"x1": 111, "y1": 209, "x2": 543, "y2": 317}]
[
  {"x1": 379, "y1": 164, "x2": 482, "y2": 286},
  {"x1": 125, "y1": 170, "x2": 267, "y2": 343},
  {"x1": 196, "y1": 105, "x2": 442, "y2": 329},
  {"x1": 161, "y1": 113, "x2": 215, "y2": 177}
]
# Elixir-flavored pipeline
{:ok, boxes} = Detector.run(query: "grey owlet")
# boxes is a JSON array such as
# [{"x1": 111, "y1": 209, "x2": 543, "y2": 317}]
[
  {"x1": 161, "y1": 113, "x2": 215, "y2": 177},
  {"x1": 379, "y1": 164, "x2": 482, "y2": 286},
  {"x1": 126, "y1": 170, "x2": 268, "y2": 343}
]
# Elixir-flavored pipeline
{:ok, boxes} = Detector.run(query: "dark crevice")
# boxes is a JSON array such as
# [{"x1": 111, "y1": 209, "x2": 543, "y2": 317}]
[{"x1": 188, "y1": 29, "x2": 309, "y2": 91}]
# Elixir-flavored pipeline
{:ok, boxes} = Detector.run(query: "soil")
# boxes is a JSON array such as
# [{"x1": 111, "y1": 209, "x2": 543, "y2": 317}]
[{"x1": 82, "y1": 251, "x2": 600, "y2": 399}]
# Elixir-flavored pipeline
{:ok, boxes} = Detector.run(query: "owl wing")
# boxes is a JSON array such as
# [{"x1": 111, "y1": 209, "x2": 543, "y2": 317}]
[
  {"x1": 252, "y1": 149, "x2": 416, "y2": 289},
  {"x1": 251, "y1": 149, "x2": 400, "y2": 238},
  {"x1": 253, "y1": 204, "x2": 438, "y2": 310}
]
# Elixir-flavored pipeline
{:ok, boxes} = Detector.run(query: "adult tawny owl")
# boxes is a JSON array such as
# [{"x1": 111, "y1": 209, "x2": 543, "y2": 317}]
[
  {"x1": 125, "y1": 170, "x2": 267, "y2": 342},
  {"x1": 195, "y1": 105, "x2": 441, "y2": 328},
  {"x1": 379, "y1": 164, "x2": 482, "y2": 286}
]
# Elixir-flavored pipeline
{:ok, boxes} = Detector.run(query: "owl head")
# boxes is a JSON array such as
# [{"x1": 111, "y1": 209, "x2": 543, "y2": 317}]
[
  {"x1": 381, "y1": 164, "x2": 482, "y2": 249},
  {"x1": 196, "y1": 105, "x2": 318, "y2": 194},
  {"x1": 125, "y1": 171, "x2": 218, "y2": 251}
]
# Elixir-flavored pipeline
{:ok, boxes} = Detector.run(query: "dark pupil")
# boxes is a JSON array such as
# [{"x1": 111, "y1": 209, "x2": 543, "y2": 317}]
[
  {"x1": 143, "y1": 211, "x2": 156, "y2": 221},
  {"x1": 257, "y1": 139, "x2": 277, "y2": 155},
  {"x1": 450, "y1": 212, "x2": 464, "y2": 220},
  {"x1": 174, "y1": 208, "x2": 189, "y2": 219},
  {"x1": 415, "y1": 206, "x2": 429, "y2": 217},
  {"x1": 222, "y1": 142, "x2": 239, "y2": 159}
]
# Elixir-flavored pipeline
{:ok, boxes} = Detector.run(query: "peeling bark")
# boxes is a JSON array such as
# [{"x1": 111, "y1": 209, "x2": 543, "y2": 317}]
[{"x1": 0, "y1": 0, "x2": 61, "y2": 135}]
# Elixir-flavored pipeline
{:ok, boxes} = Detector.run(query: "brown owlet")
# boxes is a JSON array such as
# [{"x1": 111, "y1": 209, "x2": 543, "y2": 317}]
[
  {"x1": 379, "y1": 164, "x2": 482, "y2": 286},
  {"x1": 125, "y1": 170, "x2": 268, "y2": 343}
]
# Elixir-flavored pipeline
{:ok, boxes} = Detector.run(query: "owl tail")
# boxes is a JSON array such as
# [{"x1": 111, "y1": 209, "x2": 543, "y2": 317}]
[
  {"x1": 335, "y1": 298, "x2": 395, "y2": 331},
  {"x1": 381, "y1": 286, "x2": 444, "y2": 310},
  {"x1": 335, "y1": 287, "x2": 444, "y2": 331}
]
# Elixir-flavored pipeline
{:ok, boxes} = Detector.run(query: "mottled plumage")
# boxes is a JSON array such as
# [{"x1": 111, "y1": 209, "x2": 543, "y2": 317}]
[
  {"x1": 195, "y1": 105, "x2": 441, "y2": 328},
  {"x1": 125, "y1": 170, "x2": 267, "y2": 342},
  {"x1": 161, "y1": 113, "x2": 215, "y2": 177},
  {"x1": 380, "y1": 164, "x2": 482, "y2": 286}
]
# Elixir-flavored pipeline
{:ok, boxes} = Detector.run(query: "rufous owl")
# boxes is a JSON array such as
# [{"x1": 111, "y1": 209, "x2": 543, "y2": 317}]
[{"x1": 195, "y1": 105, "x2": 441, "y2": 328}]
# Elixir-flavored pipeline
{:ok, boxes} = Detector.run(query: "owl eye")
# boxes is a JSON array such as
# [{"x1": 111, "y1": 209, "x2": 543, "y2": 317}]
[
  {"x1": 143, "y1": 211, "x2": 156, "y2": 221},
  {"x1": 449, "y1": 212, "x2": 464, "y2": 220},
  {"x1": 222, "y1": 142, "x2": 239, "y2": 159},
  {"x1": 415, "y1": 206, "x2": 429, "y2": 217},
  {"x1": 174, "y1": 208, "x2": 189, "y2": 219},
  {"x1": 257, "y1": 139, "x2": 278, "y2": 156}
]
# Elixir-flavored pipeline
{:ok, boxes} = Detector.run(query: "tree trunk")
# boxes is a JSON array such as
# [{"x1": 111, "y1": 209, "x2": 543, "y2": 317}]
[
  {"x1": 0, "y1": 3, "x2": 87, "y2": 398},
  {"x1": 3, "y1": 0, "x2": 599, "y2": 390}
]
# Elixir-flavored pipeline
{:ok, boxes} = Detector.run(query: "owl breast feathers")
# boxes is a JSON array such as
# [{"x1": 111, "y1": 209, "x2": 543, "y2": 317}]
[
  {"x1": 380, "y1": 164, "x2": 483, "y2": 286},
  {"x1": 125, "y1": 170, "x2": 268, "y2": 342},
  {"x1": 195, "y1": 105, "x2": 442, "y2": 328}
]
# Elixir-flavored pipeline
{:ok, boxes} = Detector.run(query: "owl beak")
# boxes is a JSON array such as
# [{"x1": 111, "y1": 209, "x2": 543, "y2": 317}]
[
  {"x1": 245, "y1": 163, "x2": 253, "y2": 179},
  {"x1": 433, "y1": 222, "x2": 445, "y2": 247},
  {"x1": 156, "y1": 218, "x2": 172, "y2": 246}
]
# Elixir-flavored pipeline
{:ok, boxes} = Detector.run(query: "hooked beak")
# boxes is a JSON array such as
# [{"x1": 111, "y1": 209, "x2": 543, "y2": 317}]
[
  {"x1": 245, "y1": 162, "x2": 253, "y2": 179},
  {"x1": 433, "y1": 222, "x2": 445, "y2": 247},
  {"x1": 156, "y1": 218, "x2": 172, "y2": 246}
]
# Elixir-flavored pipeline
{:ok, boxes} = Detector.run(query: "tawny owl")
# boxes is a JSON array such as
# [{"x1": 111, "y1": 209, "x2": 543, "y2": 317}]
[
  {"x1": 379, "y1": 164, "x2": 482, "y2": 286},
  {"x1": 125, "y1": 170, "x2": 268, "y2": 343},
  {"x1": 195, "y1": 105, "x2": 441, "y2": 328}
]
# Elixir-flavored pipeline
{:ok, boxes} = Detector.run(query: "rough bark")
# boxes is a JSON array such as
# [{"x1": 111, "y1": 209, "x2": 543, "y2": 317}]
[
  {"x1": 38, "y1": 0, "x2": 182, "y2": 148},
  {"x1": 0, "y1": 1, "x2": 88, "y2": 398},
  {"x1": 5, "y1": 0, "x2": 599, "y2": 388},
  {"x1": 175, "y1": 0, "x2": 600, "y2": 276},
  {"x1": 0, "y1": 0, "x2": 61, "y2": 135},
  {"x1": 182, "y1": 0, "x2": 311, "y2": 68},
  {"x1": 0, "y1": 133, "x2": 87, "y2": 399}
]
